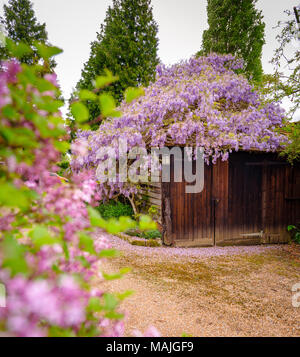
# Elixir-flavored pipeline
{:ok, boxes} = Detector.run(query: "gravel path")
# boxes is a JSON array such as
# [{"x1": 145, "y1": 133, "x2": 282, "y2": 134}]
[{"x1": 96, "y1": 235, "x2": 300, "y2": 337}]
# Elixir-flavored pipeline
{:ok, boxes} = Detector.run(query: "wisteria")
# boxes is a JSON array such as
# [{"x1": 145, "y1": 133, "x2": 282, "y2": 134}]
[{"x1": 71, "y1": 54, "x2": 289, "y2": 200}]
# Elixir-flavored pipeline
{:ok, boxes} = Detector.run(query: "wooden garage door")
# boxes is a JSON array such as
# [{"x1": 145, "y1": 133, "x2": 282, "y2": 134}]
[
  {"x1": 163, "y1": 151, "x2": 299, "y2": 247},
  {"x1": 166, "y1": 156, "x2": 214, "y2": 247},
  {"x1": 225, "y1": 152, "x2": 264, "y2": 244}
]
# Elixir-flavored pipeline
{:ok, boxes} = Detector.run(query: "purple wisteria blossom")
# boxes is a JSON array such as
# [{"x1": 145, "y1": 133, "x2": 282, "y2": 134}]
[{"x1": 71, "y1": 54, "x2": 289, "y2": 200}]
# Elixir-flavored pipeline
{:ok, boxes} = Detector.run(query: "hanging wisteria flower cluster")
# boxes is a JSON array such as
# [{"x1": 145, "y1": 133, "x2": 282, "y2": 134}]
[{"x1": 71, "y1": 54, "x2": 289, "y2": 200}]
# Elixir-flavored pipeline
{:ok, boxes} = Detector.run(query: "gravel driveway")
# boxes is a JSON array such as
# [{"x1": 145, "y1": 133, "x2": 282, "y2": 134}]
[{"x1": 97, "y1": 235, "x2": 300, "y2": 337}]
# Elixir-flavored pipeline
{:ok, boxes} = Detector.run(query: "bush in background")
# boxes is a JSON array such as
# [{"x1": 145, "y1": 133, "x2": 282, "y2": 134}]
[
  {"x1": 288, "y1": 224, "x2": 300, "y2": 244},
  {"x1": 96, "y1": 200, "x2": 134, "y2": 220}
]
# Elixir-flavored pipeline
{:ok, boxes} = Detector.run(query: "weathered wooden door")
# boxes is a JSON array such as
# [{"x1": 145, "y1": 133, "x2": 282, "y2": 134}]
[
  {"x1": 217, "y1": 152, "x2": 295, "y2": 245},
  {"x1": 163, "y1": 151, "x2": 299, "y2": 247},
  {"x1": 163, "y1": 155, "x2": 214, "y2": 247},
  {"x1": 223, "y1": 152, "x2": 264, "y2": 245}
]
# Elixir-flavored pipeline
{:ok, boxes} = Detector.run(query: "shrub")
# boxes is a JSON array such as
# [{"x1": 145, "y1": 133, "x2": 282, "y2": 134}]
[
  {"x1": 96, "y1": 200, "x2": 134, "y2": 220},
  {"x1": 288, "y1": 224, "x2": 300, "y2": 244},
  {"x1": 125, "y1": 228, "x2": 161, "y2": 240},
  {"x1": 142, "y1": 229, "x2": 162, "y2": 240}
]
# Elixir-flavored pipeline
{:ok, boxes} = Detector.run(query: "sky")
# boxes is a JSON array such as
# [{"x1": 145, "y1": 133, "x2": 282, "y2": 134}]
[{"x1": 0, "y1": 0, "x2": 299, "y2": 120}]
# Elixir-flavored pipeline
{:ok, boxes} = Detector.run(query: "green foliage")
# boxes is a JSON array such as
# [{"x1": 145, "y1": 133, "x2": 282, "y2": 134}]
[
  {"x1": 142, "y1": 229, "x2": 162, "y2": 240},
  {"x1": 125, "y1": 87, "x2": 145, "y2": 103},
  {"x1": 288, "y1": 224, "x2": 300, "y2": 244},
  {"x1": 67, "y1": 70, "x2": 129, "y2": 133},
  {"x1": 125, "y1": 228, "x2": 161, "y2": 240},
  {"x1": 0, "y1": 0, "x2": 56, "y2": 68},
  {"x1": 96, "y1": 200, "x2": 134, "y2": 220},
  {"x1": 70, "y1": 102, "x2": 89, "y2": 123},
  {"x1": 75, "y1": 0, "x2": 159, "y2": 125},
  {"x1": 57, "y1": 160, "x2": 70, "y2": 175},
  {"x1": 200, "y1": 0, "x2": 265, "y2": 82},
  {"x1": 147, "y1": 204, "x2": 159, "y2": 219},
  {"x1": 269, "y1": 9, "x2": 300, "y2": 165},
  {"x1": 280, "y1": 122, "x2": 300, "y2": 164},
  {"x1": 271, "y1": 9, "x2": 300, "y2": 119},
  {"x1": 99, "y1": 93, "x2": 121, "y2": 118},
  {"x1": 1, "y1": 235, "x2": 29, "y2": 276},
  {"x1": 138, "y1": 214, "x2": 157, "y2": 231},
  {"x1": 29, "y1": 225, "x2": 61, "y2": 250},
  {"x1": 0, "y1": 183, "x2": 33, "y2": 210}
]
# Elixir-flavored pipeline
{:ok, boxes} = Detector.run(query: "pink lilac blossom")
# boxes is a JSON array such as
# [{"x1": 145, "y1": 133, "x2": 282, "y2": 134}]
[{"x1": 0, "y1": 60, "x2": 125, "y2": 337}]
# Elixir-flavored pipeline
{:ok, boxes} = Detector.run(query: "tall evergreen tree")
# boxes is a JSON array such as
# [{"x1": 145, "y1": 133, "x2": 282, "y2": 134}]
[
  {"x1": 0, "y1": 0, "x2": 53, "y2": 67},
  {"x1": 200, "y1": 0, "x2": 265, "y2": 82},
  {"x1": 76, "y1": 0, "x2": 159, "y2": 123}
]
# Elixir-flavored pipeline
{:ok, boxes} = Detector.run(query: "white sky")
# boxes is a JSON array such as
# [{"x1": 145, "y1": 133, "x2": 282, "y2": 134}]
[{"x1": 0, "y1": 0, "x2": 299, "y2": 120}]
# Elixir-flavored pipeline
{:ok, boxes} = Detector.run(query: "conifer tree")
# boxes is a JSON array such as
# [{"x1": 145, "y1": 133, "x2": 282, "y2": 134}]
[
  {"x1": 0, "y1": 0, "x2": 53, "y2": 67},
  {"x1": 76, "y1": 0, "x2": 159, "y2": 123},
  {"x1": 200, "y1": 0, "x2": 265, "y2": 82}
]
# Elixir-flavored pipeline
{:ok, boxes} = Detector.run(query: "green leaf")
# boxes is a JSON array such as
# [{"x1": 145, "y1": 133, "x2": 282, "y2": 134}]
[
  {"x1": 0, "y1": 183, "x2": 30, "y2": 210},
  {"x1": 105, "y1": 311, "x2": 124, "y2": 320},
  {"x1": 19, "y1": 65, "x2": 38, "y2": 85},
  {"x1": 35, "y1": 78, "x2": 56, "y2": 92},
  {"x1": 6, "y1": 39, "x2": 33, "y2": 59},
  {"x1": 116, "y1": 290, "x2": 134, "y2": 301},
  {"x1": 99, "y1": 94, "x2": 121, "y2": 118},
  {"x1": 2, "y1": 105, "x2": 17, "y2": 119},
  {"x1": 87, "y1": 207, "x2": 107, "y2": 228},
  {"x1": 118, "y1": 216, "x2": 136, "y2": 230},
  {"x1": 87, "y1": 297, "x2": 103, "y2": 313},
  {"x1": 29, "y1": 225, "x2": 61, "y2": 249},
  {"x1": 105, "y1": 219, "x2": 123, "y2": 234},
  {"x1": 11, "y1": 215, "x2": 29, "y2": 228},
  {"x1": 78, "y1": 233, "x2": 96, "y2": 255},
  {"x1": 1, "y1": 127, "x2": 37, "y2": 148},
  {"x1": 54, "y1": 140, "x2": 70, "y2": 153},
  {"x1": 2, "y1": 235, "x2": 29, "y2": 276},
  {"x1": 102, "y1": 267, "x2": 131, "y2": 281},
  {"x1": 37, "y1": 99, "x2": 63, "y2": 113},
  {"x1": 79, "y1": 90, "x2": 97, "y2": 101},
  {"x1": 98, "y1": 249, "x2": 120, "y2": 258},
  {"x1": 32, "y1": 115, "x2": 62, "y2": 139},
  {"x1": 287, "y1": 225, "x2": 296, "y2": 232},
  {"x1": 49, "y1": 327, "x2": 76, "y2": 337},
  {"x1": 182, "y1": 332, "x2": 193, "y2": 337},
  {"x1": 71, "y1": 102, "x2": 89, "y2": 123},
  {"x1": 103, "y1": 293, "x2": 118, "y2": 310},
  {"x1": 125, "y1": 87, "x2": 145, "y2": 103},
  {"x1": 34, "y1": 42, "x2": 63, "y2": 59},
  {"x1": 139, "y1": 215, "x2": 157, "y2": 231},
  {"x1": 62, "y1": 241, "x2": 70, "y2": 261},
  {"x1": 95, "y1": 70, "x2": 118, "y2": 89},
  {"x1": 75, "y1": 256, "x2": 91, "y2": 268}
]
